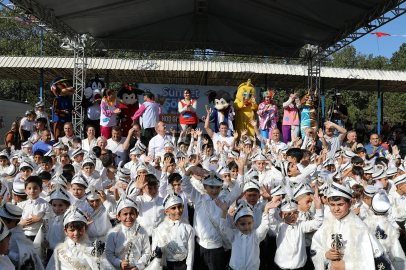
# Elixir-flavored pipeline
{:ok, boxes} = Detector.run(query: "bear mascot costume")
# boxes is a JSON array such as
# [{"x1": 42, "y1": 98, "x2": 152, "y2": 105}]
[
  {"x1": 207, "y1": 90, "x2": 235, "y2": 135},
  {"x1": 51, "y1": 76, "x2": 75, "y2": 140},
  {"x1": 234, "y1": 79, "x2": 258, "y2": 138},
  {"x1": 81, "y1": 76, "x2": 103, "y2": 138},
  {"x1": 117, "y1": 85, "x2": 144, "y2": 137}
]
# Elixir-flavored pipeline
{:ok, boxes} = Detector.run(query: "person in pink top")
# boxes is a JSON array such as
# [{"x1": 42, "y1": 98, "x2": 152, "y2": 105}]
[
  {"x1": 282, "y1": 92, "x2": 301, "y2": 144},
  {"x1": 131, "y1": 92, "x2": 162, "y2": 141},
  {"x1": 100, "y1": 88, "x2": 121, "y2": 139},
  {"x1": 257, "y1": 91, "x2": 279, "y2": 146}
]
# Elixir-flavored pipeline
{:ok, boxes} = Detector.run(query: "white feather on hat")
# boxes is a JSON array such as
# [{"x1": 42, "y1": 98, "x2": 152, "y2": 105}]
[{"x1": 63, "y1": 205, "x2": 88, "y2": 226}]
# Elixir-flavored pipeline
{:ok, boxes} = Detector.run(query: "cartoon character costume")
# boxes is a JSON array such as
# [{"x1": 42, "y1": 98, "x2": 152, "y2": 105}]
[
  {"x1": 300, "y1": 93, "x2": 318, "y2": 140},
  {"x1": 50, "y1": 77, "x2": 75, "y2": 140},
  {"x1": 81, "y1": 76, "x2": 103, "y2": 138},
  {"x1": 208, "y1": 90, "x2": 235, "y2": 135},
  {"x1": 117, "y1": 85, "x2": 144, "y2": 137},
  {"x1": 282, "y1": 95, "x2": 301, "y2": 144},
  {"x1": 234, "y1": 79, "x2": 258, "y2": 138},
  {"x1": 257, "y1": 90, "x2": 279, "y2": 140}
]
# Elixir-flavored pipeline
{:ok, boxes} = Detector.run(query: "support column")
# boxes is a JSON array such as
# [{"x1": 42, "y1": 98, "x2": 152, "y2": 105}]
[
  {"x1": 204, "y1": 71, "x2": 208, "y2": 86},
  {"x1": 322, "y1": 77, "x2": 325, "y2": 124},
  {"x1": 40, "y1": 68, "x2": 43, "y2": 100},
  {"x1": 106, "y1": 70, "x2": 110, "y2": 88},
  {"x1": 377, "y1": 81, "x2": 381, "y2": 135},
  {"x1": 381, "y1": 91, "x2": 384, "y2": 125},
  {"x1": 72, "y1": 47, "x2": 87, "y2": 136},
  {"x1": 19, "y1": 81, "x2": 22, "y2": 101}
]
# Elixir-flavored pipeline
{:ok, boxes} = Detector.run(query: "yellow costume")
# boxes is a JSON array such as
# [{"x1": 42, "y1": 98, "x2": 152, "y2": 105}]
[{"x1": 234, "y1": 79, "x2": 258, "y2": 138}]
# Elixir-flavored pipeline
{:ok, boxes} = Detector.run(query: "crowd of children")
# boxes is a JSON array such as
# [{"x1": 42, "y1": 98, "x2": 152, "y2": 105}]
[{"x1": 1, "y1": 111, "x2": 406, "y2": 270}]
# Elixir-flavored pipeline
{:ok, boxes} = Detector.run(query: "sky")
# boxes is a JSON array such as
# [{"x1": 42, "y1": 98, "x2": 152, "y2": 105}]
[{"x1": 351, "y1": 13, "x2": 406, "y2": 59}]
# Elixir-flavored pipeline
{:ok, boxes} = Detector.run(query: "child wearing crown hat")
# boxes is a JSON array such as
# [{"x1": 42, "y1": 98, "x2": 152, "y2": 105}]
[
  {"x1": 0, "y1": 219, "x2": 14, "y2": 270},
  {"x1": 215, "y1": 197, "x2": 274, "y2": 270},
  {"x1": 364, "y1": 189, "x2": 406, "y2": 269},
  {"x1": 311, "y1": 182, "x2": 392, "y2": 270},
  {"x1": 0, "y1": 202, "x2": 44, "y2": 270},
  {"x1": 179, "y1": 156, "x2": 245, "y2": 270},
  {"x1": 105, "y1": 194, "x2": 150, "y2": 270},
  {"x1": 47, "y1": 205, "x2": 114, "y2": 270},
  {"x1": 151, "y1": 188, "x2": 195, "y2": 270},
  {"x1": 268, "y1": 185, "x2": 323, "y2": 270}
]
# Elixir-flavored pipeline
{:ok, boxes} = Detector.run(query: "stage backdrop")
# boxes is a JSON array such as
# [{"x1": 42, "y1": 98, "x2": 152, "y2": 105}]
[{"x1": 137, "y1": 84, "x2": 259, "y2": 132}]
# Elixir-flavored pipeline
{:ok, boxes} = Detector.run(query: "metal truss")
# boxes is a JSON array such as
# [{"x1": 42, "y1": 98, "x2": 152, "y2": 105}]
[
  {"x1": 72, "y1": 47, "x2": 87, "y2": 136},
  {"x1": 194, "y1": 0, "x2": 208, "y2": 43},
  {"x1": 315, "y1": 0, "x2": 406, "y2": 59}
]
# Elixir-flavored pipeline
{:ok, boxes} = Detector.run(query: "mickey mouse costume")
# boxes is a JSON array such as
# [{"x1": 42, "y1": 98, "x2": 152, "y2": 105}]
[
  {"x1": 117, "y1": 85, "x2": 144, "y2": 137},
  {"x1": 208, "y1": 90, "x2": 235, "y2": 135}
]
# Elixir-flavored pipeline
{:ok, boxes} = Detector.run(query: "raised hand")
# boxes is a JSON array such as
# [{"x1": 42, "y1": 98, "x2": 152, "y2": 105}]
[
  {"x1": 205, "y1": 105, "x2": 212, "y2": 115},
  {"x1": 233, "y1": 130, "x2": 239, "y2": 139},
  {"x1": 241, "y1": 129, "x2": 248, "y2": 137},
  {"x1": 196, "y1": 128, "x2": 203, "y2": 137},
  {"x1": 249, "y1": 119, "x2": 257, "y2": 127},
  {"x1": 170, "y1": 126, "x2": 176, "y2": 135},
  {"x1": 186, "y1": 166, "x2": 209, "y2": 178},
  {"x1": 215, "y1": 199, "x2": 228, "y2": 211},
  {"x1": 135, "y1": 174, "x2": 147, "y2": 190},
  {"x1": 317, "y1": 128, "x2": 324, "y2": 138},
  {"x1": 260, "y1": 185, "x2": 272, "y2": 201}
]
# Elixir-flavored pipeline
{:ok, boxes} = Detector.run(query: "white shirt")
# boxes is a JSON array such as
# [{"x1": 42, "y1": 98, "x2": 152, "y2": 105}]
[
  {"x1": 106, "y1": 137, "x2": 127, "y2": 166},
  {"x1": 152, "y1": 217, "x2": 195, "y2": 270},
  {"x1": 105, "y1": 223, "x2": 151, "y2": 270},
  {"x1": 18, "y1": 197, "x2": 51, "y2": 236},
  {"x1": 212, "y1": 133, "x2": 234, "y2": 152},
  {"x1": 358, "y1": 201, "x2": 374, "y2": 221},
  {"x1": 0, "y1": 255, "x2": 14, "y2": 270},
  {"x1": 131, "y1": 193, "x2": 165, "y2": 237},
  {"x1": 270, "y1": 208, "x2": 323, "y2": 269},
  {"x1": 181, "y1": 174, "x2": 243, "y2": 249},
  {"x1": 87, "y1": 202, "x2": 115, "y2": 242},
  {"x1": 159, "y1": 172, "x2": 189, "y2": 219},
  {"x1": 81, "y1": 137, "x2": 97, "y2": 152},
  {"x1": 148, "y1": 134, "x2": 173, "y2": 158},
  {"x1": 388, "y1": 191, "x2": 406, "y2": 225},
  {"x1": 29, "y1": 130, "x2": 55, "y2": 142},
  {"x1": 20, "y1": 117, "x2": 35, "y2": 131},
  {"x1": 311, "y1": 211, "x2": 385, "y2": 270},
  {"x1": 61, "y1": 135, "x2": 79, "y2": 151},
  {"x1": 221, "y1": 213, "x2": 269, "y2": 270}
]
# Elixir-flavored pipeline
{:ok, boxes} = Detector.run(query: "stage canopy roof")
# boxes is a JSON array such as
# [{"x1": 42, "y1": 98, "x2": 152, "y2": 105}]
[
  {"x1": 1, "y1": 56, "x2": 405, "y2": 92},
  {"x1": 10, "y1": 0, "x2": 406, "y2": 58}
]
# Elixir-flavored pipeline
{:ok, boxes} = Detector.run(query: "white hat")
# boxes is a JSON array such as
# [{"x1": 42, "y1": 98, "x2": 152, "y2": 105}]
[
  {"x1": 253, "y1": 153, "x2": 267, "y2": 162},
  {"x1": 278, "y1": 145, "x2": 289, "y2": 154},
  {"x1": 71, "y1": 173, "x2": 89, "y2": 188},
  {"x1": 126, "y1": 180, "x2": 138, "y2": 195},
  {"x1": 19, "y1": 160, "x2": 34, "y2": 171},
  {"x1": 372, "y1": 169, "x2": 387, "y2": 180},
  {"x1": 243, "y1": 137, "x2": 252, "y2": 145},
  {"x1": 243, "y1": 179, "x2": 261, "y2": 192},
  {"x1": 135, "y1": 140, "x2": 147, "y2": 151},
  {"x1": 280, "y1": 197, "x2": 298, "y2": 212},
  {"x1": 63, "y1": 205, "x2": 88, "y2": 226},
  {"x1": 129, "y1": 147, "x2": 141, "y2": 155},
  {"x1": 343, "y1": 150, "x2": 356, "y2": 159},
  {"x1": 71, "y1": 148, "x2": 85, "y2": 158},
  {"x1": 317, "y1": 169, "x2": 333, "y2": 184},
  {"x1": 117, "y1": 194, "x2": 139, "y2": 215},
  {"x1": 363, "y1": 185, "x2": 378, "y2": 197},
  {"x1": 0, "y1": 150, "x2": 9, "y2": 159},
  {"x1": 318, "y1": 183, "x2": 328, "y2": 196},
  {"x1": 0, "y1": 219, "x2": 10, "y2": 241},
  {"x1": 371, "y1": 190, "x2": 391, "y2": 215},
  {"x1": 85, "y1": 152, "x2": 97, "y2": 161},
  {"x1": 12, "y1": 181, "x2": 25, "y2": 196},
  {"x1": 271, "y1": 184, "x2": 286, "y2": 197},
  {"x1": 394, "y1": 174, "x2": 406, "y2": 186},
  {"x1": 293, "y1": 183, "x2": 313, "y2": 199},
  {"x1": 51, "y1": 174, "x2": 68, "y2": 187},
  {"x1": 228, "y1": 151, "x2": 239, "y2": 159},
  {"x1": 136, "y1": 164, "x2": 149, "y2": 174},
  {"x1": 220, "y1": 183, "x2": 231, "y2": 197},
  {"x1": 363, "y1": 165, "x2": 374, "y2": 174},
  {"x1": 50, "y1": 185, "x2": 70, "y2": 202},
  {"x1": 217, "y1": 166, "x2": 230, "y2": 175},
  {"x1": 234, "y1": 200, "x2": 254, "y2": 222},
  {"x1": 53, "y1": 141, "x2": 65, "y2": 149},
  {"x1": 332, "y1": 170, "x2": 342, "y2": 179},
  {"x1": 35, "y1": 100, "x2": 45, "y2": 107},
  {"x1": 0, "y1": 203, "x2": 22, "y2": 220},
  {"x1": 4, "y1": 164, "x2": 17, "y2": 177},
  {"x1": 118, "y1": 166, "x2": 131, "y2": 178},
  {"x1": 45, "y1": 149, "x2": 56, "y2": 157},
  {"x1": 163, "y1": 189, "x2": 183, "y2": 210},
  {"x1": 386, "y1": 167, "x2": 397, "y2": 177},
  {"x1": 246, "y1": 167, "x2": 259, "y2": 179},
  {"x1": 323, "y1": 158, "x2": 335, "y2": 168},
  {"x1": 85, "y1": 186, "x2": 100, "y2": 200},
  {"x1": 164, "y1": 140, "x2": 175, "y2": 149},
  {"x1": 280, "y1": 161, "x2": 289, "y2": 177},
  {"x1": 81, "y1": 158, "x2": 95, "y2": 167},
  {"x1": 209, "y1": 155, "x2": 219, "y2": 162},
  {"x1": 340, "y1": 162, "x2": 352, "y2": 172},
  {"x1": 326, "y1": 182, "x2": 352, "y2": 200},
  {"x1": 202, "y1": 171, "x2": 223, "y2": 186},
  {"x1": 176, "y1": 152, "x2": 186, "y2": 159},
  {"x1": 22, "y1": 140, "x2": 33, "y2": 148}
]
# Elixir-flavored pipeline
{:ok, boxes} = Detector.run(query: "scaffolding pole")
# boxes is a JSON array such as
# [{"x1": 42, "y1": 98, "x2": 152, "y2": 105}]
[
  {"x1": 307, "y1": 58, "x2": 321, "y2": 123},
  {"x1": 72, "y1": 47, "x2": 87, "y2": 136}
]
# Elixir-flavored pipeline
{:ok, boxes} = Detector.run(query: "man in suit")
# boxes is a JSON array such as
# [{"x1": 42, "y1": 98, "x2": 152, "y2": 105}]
[{"x1": 123, "y1": 122, "x2": 149, "y2": 157}]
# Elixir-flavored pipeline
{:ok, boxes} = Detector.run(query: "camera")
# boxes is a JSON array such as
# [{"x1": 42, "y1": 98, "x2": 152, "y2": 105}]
[{"x1": 328, "y1": 88, "x2": 339, "y2": 98}]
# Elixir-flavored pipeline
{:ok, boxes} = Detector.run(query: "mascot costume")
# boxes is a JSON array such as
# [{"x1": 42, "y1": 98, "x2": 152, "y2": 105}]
[
  {"x1": 81, "y1": 76, "x2": 103, "y2": 137},
  {"x1": 51, "y1": 76, "x2": 75, "y2": 140},
  {"x1": 234, "y1": 79, "x2": 258, "y2": 138},
  {"x1": 208, "y1": 90, "x2": 235, "y2": 135},
  {"x1": 117, "y1": 85, "x2": 144, "y2": 136}
]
